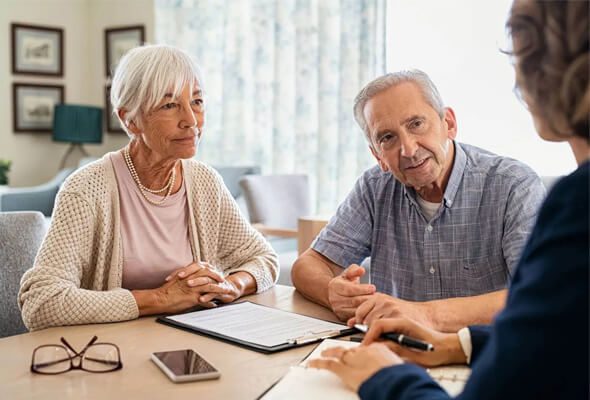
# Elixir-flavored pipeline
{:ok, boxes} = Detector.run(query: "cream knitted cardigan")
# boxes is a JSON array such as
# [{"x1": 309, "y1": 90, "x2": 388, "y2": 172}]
[{"x1": 18, "y1": 154, "x2": 278, "y2": 331}]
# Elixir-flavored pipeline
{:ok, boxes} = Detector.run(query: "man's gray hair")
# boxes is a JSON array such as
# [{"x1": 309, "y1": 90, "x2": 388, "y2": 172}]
[
  {"x1": 110, "y1": 44, "x2": 204, "y2": 136},
  {"x1": 353, "y1": 70, "x2": 445, "y2": 145}
]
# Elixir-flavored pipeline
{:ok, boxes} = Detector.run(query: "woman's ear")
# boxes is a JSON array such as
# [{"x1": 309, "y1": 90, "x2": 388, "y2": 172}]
[{"x1": 117, "y1": 109, "x2": 141, "y2": 136}]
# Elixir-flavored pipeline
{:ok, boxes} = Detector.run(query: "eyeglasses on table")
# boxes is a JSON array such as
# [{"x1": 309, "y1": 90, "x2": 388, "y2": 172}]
[{"x1": 30, "y1": 335, "x2": 122, "y2": 374}]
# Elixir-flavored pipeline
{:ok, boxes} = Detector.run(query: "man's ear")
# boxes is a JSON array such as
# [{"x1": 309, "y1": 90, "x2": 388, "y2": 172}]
[
  {"x1": 117, "y1": 109, "x2": 141, "y2": 136},
  {"x1": 369, "y1": 145, "x2": 389, "y2": 172},
  {"x1": 443, "y1": 107, "x2": 458, "y2": 140}
]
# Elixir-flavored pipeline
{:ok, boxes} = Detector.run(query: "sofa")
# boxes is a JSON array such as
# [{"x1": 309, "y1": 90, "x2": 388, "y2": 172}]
[{"x1": 0, "y1": 211, "x2": 48, "y2": 337}]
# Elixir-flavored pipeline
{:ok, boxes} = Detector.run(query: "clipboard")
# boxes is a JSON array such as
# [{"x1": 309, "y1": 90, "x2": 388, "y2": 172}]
[{"x1": 156, "y1": 301, "x2": 355, "y2": 353}]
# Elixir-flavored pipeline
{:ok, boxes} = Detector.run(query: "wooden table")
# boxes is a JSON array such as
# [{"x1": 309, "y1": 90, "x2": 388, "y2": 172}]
[{"x1": 1, "y1": 285, "x2": 343, "y2": 400}]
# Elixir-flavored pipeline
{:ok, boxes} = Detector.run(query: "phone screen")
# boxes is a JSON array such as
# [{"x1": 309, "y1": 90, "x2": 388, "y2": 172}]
[{"x1": 152, "y1": 350, "x2": 217, "y2": 376}]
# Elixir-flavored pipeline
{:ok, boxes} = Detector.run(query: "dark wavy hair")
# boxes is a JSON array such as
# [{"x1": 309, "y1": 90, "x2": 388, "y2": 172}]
[{"x1": 507, "y1": 0, "x2": 589, "y2": 141}]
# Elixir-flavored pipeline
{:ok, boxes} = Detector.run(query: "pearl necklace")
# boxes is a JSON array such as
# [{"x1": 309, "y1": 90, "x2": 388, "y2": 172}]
[{"x1": 123, "y1": 146, "x2": 176, "y2": 206}]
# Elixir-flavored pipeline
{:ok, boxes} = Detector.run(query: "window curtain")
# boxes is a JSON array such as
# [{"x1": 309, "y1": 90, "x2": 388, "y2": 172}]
[{"x1": 155, "y1": 0, "x2": 386, "y2": 213}]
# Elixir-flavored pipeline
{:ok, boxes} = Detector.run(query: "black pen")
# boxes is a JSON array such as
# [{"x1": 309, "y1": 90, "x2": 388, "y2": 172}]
[{"x1": 354, "y1": 324, "x2": 434, "y2": 352}]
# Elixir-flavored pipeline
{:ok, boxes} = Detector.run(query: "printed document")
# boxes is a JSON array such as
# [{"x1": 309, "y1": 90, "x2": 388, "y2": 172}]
[{"x1": 167, "y1": 302, "x2": 348, "y2": 347}]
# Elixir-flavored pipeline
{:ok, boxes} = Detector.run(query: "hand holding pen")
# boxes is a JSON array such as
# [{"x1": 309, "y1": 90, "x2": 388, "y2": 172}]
[
  {"x1": 355, "y1": 324, "x2": 434, "y2": 351},
  {"x1": 356, "y1": 318, "x2": 468, "y2": 368}
]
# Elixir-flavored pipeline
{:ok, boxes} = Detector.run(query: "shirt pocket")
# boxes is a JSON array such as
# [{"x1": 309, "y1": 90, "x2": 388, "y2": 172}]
[{"x1": 458, "y1": 255, "x2": 510, "y2": 295}]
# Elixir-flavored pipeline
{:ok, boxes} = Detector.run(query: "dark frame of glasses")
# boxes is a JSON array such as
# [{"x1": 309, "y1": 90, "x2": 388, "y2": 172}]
[{"x1": 30, "y1": 335, "x2": 123, "y2": 374}]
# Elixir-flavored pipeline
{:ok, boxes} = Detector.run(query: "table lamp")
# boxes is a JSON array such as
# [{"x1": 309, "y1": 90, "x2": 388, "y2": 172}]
[{"x1": 53, "y1": 104, "x2": 103, "y2": 169}]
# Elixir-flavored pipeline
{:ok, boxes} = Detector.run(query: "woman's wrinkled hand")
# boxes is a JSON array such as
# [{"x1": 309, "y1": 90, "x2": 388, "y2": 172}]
[
  {"x1": 165, "y1": 262, "x2": 250, "y2": 306},
  {"x1": 156, "y1": 262, "x2": 233, "y2": 311},
  {"x1": 164, "y1": 262, "x2": 224, "y2": 285}
]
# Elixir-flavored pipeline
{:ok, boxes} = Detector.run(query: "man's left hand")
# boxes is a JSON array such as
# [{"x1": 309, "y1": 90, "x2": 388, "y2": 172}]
[{"x1": 347, "y1": 293, "x2": 434, "y2": 328}]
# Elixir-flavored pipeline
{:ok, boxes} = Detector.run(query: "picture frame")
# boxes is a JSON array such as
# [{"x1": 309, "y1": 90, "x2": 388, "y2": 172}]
[
  {"x1": 105, "y1": 25, "x2": 145, "y2": 77},
  {"x1": 13, "y1": 83, "x2": 65, "y2": 132},
  {"x1": 11, "y1": 23, "x2": 64, "y2": 76},
  {"x1": 105, "y1": 85, "x2": 125, "y2": 133}
]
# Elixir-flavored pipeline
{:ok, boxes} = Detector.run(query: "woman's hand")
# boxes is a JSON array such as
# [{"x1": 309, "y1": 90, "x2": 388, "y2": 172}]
[
  {"x1": 166, "y1": 263, "x2": 257, "y2": 305},
  {"x1": 361, "y1": 317, "x2": 465, "y2": 367},
  {"x1": 164, "y1": 262, "x2": 224, "y2": 286},
  {"x1": 133, "y1": 262, "x2": 234, "y2": 315},
  {"x1": 308, "y1": 343, "x2": 402, "y2": 392}
]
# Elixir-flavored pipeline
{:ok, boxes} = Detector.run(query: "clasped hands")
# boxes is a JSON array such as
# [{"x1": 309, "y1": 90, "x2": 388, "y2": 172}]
[
  {"x1": 327, "y1": 264, "x2": 434, "y2": 328},
  {"x1": 157, "y1": 261, "x2": 242, "y2": 313}
]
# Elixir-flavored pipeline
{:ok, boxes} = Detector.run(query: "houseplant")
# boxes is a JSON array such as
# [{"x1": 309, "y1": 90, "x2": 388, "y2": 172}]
[{"x1": 0, "y1": 159, "x2": 11, "y2": 186}]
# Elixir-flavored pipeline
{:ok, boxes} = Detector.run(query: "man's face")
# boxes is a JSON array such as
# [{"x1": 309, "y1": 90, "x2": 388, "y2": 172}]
[{"x1": 364, "y1": 82, "x2": 457, "y2": 190}]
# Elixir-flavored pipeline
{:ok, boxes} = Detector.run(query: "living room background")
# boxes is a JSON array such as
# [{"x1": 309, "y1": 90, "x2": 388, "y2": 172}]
[{"x1": 0, "y1": 0, "x2": 576, "y2": 214}]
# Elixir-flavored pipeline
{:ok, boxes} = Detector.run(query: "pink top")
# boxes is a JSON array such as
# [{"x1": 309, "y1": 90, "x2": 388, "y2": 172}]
[{"x1": 110, "y1": 152, "x2": 194, "y2": 290}]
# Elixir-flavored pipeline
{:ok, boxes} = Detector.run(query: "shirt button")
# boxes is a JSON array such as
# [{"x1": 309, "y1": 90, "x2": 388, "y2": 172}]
[
  {"x1": 426, "y1": 225, "x2": 433, "y2": 232},
  {"x1": 429, "y1": 266, "x2": 435, "y2": 274}
]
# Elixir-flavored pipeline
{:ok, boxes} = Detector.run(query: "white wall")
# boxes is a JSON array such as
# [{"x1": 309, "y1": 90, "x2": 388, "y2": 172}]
[
  {"x1": 386, "y1": 0, "x2": 577, "y2": 177},
  {"x1": 0, "y1": 0, "x2": 154, "y2": 187}
]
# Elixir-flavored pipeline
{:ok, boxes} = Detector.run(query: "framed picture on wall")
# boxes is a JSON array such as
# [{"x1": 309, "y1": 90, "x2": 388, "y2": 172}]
[
  {"x1": 11, "y1": 23, "x2": 64, "y2": 76},
  {"x1": 105, "y1": 85, "x2": 125, "y2": 133},
  {"x1": 13, "y1": 83, "x2": 65, "y2": 132},
  {"x1": 105, "y1": 25, "x2": 145, "y2": 77}
]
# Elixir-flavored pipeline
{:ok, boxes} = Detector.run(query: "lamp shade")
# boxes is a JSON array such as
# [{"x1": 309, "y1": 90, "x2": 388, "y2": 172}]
[{"x1": 53, "y1": 104, "x2": 103, "y2": 143}]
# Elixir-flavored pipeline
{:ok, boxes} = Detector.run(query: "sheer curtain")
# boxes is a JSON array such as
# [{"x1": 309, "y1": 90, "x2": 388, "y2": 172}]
[{"x1": 155, "y1": 0, "x2": 386, "y2": 213}]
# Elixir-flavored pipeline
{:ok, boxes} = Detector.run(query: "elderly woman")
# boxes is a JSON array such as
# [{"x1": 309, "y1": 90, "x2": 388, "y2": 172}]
[
  {"x1": 19, "y1": 44, "x2": 278, "y2": 331},
  {"x1": 309, "y1": 1, "x2": 589, "y2": 399}
]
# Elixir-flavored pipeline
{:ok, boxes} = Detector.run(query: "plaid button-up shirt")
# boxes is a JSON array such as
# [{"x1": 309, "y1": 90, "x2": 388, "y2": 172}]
[{"x1": 313, "y1": 142, "x2": 546, "y2": 301}]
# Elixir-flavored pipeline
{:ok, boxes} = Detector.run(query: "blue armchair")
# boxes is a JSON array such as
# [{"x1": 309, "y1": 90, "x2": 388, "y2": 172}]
[{"x1": 0, "y1": 168, "x2": 74, "y2": 217}]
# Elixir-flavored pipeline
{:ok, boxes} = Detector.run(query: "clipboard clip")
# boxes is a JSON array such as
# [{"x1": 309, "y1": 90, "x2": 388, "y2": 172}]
[{"x1": 287, "y1": 330, "x2": 342, "y2": 345}]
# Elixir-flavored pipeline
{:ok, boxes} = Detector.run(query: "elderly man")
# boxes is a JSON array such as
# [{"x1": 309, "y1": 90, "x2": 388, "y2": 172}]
[{"x1": 292, "y1": 70, "x2": 545, "y2": 332}]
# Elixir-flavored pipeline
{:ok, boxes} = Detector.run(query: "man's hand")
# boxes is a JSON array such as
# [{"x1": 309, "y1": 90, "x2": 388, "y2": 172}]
[
  {"x1": 328, "y1": 264, "x2": 376, "y2": 321},
  {"x1": 308, "y1": 343, "x2": 402, "y2": 392},
  {"x1": 347, "y1": 292, "x2": 434, "y2": 328},
  {"x1": 361, "y1": 317, "x2": 466, "y2": 367}
]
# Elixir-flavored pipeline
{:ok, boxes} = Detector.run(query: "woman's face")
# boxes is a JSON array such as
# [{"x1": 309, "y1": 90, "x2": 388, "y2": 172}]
[{"x1": 136, "y1": 84, "x2": 205, "y2": 160}]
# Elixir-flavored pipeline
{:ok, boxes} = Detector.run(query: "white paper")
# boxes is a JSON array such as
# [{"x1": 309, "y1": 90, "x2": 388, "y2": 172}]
[
  {"x1": 167, "y1": 302, "x2": 348, "y2": 348},
  {"x1": 261, "y1": 339, "x2": 471, "y2": 399},
  {"x1": 426, "y1": 365, "x2": 471, "y2": 396}
]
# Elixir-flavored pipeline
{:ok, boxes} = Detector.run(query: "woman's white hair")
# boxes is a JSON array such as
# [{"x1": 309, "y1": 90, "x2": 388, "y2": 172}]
[
  {"x1": 110, "y1": 44, "x2": 204, "y2": 135},
  {"x1": 353, "y1": 70, "x2": 445, "y2": 146}
]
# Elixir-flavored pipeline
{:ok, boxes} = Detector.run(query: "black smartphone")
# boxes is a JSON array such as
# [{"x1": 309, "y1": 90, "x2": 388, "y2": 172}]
[{"x1": 151, "y1": 349, "x2": 220, "y2": 383}]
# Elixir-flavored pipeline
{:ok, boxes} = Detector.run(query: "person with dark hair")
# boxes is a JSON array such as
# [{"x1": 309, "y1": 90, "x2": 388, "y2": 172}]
[{"x1": 309, "y1": 1, "x2": 589, "y2": 399}]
